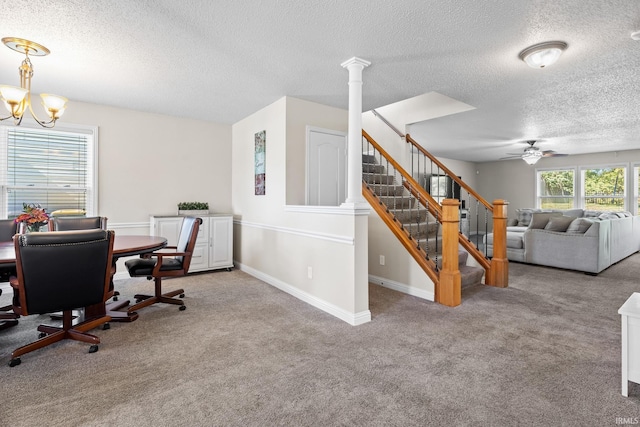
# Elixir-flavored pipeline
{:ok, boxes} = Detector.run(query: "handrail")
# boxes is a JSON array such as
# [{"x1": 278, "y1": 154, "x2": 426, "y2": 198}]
[
  {"x1": 406, "y1": 134, "x2": 493, "y2": 212},
  {"x1": 363, "y1": 129, "x2": 442, "y2": 218},
  {"x1": 371, "y1": 109, "x2": 405, "y2": 138}
]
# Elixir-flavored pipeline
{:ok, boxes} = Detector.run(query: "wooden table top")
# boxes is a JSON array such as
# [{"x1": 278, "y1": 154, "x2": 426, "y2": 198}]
[{"x1": 0, "y1": 234, "x2": 167, "y2": 264}]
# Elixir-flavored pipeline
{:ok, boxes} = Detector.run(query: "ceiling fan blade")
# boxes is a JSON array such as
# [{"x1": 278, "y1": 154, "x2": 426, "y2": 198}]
[
  {"x1": 542, "y1": 150, "x2": 569, "y2": 157},
  {"x1": 499, "y1": 155, "x2": 522, "y2": 160},
  {"x1": 505, "y1": 152, "x2": 524, "y2": 156}
]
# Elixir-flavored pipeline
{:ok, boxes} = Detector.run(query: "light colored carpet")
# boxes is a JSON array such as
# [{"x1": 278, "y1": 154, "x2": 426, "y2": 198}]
[{"x1": 1, "y1": 256, "x2": 640, "y2": 426}]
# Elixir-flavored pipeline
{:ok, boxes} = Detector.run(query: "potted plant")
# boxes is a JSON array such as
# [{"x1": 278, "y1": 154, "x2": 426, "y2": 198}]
[
  {"x1": 178, "y1": 202, "x2": 209, "y2": 216},
  {"x1": 15, "y1": 203, "x2": 50, "y2": 232}
]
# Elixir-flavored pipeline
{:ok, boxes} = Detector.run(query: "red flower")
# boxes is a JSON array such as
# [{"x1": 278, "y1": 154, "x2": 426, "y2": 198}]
[{"x1": 15, "y1": 203, "x2": 50, "y2": 227}]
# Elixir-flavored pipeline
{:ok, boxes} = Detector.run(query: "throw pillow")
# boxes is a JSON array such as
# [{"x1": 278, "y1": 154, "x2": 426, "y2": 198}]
[
  {"x1": 528, "y1": 212, "x2": 562, "y2": 229},
  {"x1": 516, "y1": 208, "x2": 540, "y2": 226},
  {"x1": 544, "y1": 216, "x2": 576, "y2": 232},
  {"x1": 566, "y1": 218, "x2": 594, "y2": 234}
]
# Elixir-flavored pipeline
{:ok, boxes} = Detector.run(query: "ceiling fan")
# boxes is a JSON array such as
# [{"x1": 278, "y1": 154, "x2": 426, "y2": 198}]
[{"x1": 500, "y1": 140, "x2": 568, "y2": 165}]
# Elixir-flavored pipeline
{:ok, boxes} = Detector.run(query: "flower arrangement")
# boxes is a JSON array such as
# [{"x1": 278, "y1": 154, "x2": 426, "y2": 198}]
[{"x1": 15, "y1": 203, "x2": 50, "y2": 232}]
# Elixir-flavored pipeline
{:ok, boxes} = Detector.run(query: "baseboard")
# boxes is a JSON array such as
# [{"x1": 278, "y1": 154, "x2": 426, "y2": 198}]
[
  {"x1": 368, "y1": 274, "x2": 435, "y2": 302},
  {"x1": 236, "y1": 262, "x2": 371, "y2": 326}
]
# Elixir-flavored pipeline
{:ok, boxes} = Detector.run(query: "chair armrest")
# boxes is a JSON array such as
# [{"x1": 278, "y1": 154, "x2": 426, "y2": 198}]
[
  {"x1": 9, "y1": 276, "x2": 18, "y2": 289},
  {"x1": 146, "y1": 251, "x2": 190, "y2": 275}
]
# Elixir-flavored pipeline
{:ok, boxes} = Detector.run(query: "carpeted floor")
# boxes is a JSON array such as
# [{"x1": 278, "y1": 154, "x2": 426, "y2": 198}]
[{"x1": 1, "y1": 255, "x2": 640, "y2": 426}]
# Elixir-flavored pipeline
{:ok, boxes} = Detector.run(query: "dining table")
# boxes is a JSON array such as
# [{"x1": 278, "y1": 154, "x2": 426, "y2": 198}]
[{"x1": 0, "y1": 234, "x2": 168, "y2": 322}]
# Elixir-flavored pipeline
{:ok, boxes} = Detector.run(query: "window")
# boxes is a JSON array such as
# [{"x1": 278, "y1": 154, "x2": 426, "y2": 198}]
[
  {"x1": 537, "y1": 169, "x2": 575, "y2": 209},
  {"x1": 581, "y1": 166, "x2": 626, "y2": 212},
  {"x1": 0, "y1": 123, "x2": 97, "y2": 219}
]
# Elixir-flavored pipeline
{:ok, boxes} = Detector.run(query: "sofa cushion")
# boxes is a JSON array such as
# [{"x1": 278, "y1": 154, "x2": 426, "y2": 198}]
[
  {"x1": 566, "y1": 217, "x2": 594, "y2": 234},
  {"x1": 583, "y1": 210, "x2": 602, "y2": 218},
  {"x1": 561, "y1": 208, "x2": 585, "y2": 218},
  {"x1": 599, "y1": 212, "x2": 620, "y2": 220},
  {"x1": 516, "y1": 208, "x2": 540, "y2": 226},
  {"x1": 528, "y1": 212, "x2": 562, "y2": 229},
  {"x1": 544, "y1": 215, "x2": 576, "y2": 232},
  {"x1": 484, "y1": 232, "x2": 524, "y2": 249}
]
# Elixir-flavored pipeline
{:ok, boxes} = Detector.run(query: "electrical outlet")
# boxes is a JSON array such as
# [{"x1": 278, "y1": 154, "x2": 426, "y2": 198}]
[
  {"x1": 380, "y1": 255, "x2": 385, "y2": 265},
  {"x1": 307, "y1": 266, "x2": 313, "y2": 279}
]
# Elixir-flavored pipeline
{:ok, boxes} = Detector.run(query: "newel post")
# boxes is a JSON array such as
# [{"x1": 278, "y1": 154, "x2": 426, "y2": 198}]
[
  {"x1": 487, "y1": 199, "x2": 509, "y2": 287},
  {"x1": 438, "y1": 199, "x2": 461, "y2": 307}
]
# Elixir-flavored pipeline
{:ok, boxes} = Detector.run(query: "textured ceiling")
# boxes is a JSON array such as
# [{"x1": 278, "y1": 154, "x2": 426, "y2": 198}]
[{"x1": 1, "y1": 0, "x2": 639, "y2": 162}]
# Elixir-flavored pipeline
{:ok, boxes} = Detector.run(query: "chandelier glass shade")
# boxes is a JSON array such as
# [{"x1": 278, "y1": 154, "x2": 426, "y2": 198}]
[
  {"x1": 522, "y1": 150, "x2": 542, "y2": 165},
  {"x1": 0, "y1": 37, "x2": 67, "y2": 128}
]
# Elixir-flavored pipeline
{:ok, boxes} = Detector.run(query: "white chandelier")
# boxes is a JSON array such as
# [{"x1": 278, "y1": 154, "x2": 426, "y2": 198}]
[{"x1": 0, "y1": 37, "x2": 68, "y2": 128}]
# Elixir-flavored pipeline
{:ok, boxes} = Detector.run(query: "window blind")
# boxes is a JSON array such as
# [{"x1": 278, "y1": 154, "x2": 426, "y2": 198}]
[{"x1": 4, "y1": 127, "x2": 90, "y2": 217}]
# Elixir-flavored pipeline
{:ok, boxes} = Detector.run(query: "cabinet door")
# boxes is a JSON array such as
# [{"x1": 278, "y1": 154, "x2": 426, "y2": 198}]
[
  {"x1": 152, "y1": 217, "x2": 183, "y2": 246},
  {"x1": 189, "y1": 243, "x2": 210, "y2": 272},
  {"x1": 209, "y1": 216, "x2": 233, "y2": 269}
]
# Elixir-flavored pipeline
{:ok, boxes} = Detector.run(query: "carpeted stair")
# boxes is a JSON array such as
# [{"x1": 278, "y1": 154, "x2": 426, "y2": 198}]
[{"x1": 363, "y1": 153, "x2": 484, "y2": 287}]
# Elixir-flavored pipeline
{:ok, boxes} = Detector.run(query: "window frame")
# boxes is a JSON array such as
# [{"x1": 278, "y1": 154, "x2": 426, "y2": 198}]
[
  {"x1": 579, "y1": 163, "x2": 627, "y2": 212},
  {"x1": 0, "y1": 120, "x2": 98, "y2": 219},
  {"x1": 535, "y1": 166, "x2": 577, "y2": 209}
]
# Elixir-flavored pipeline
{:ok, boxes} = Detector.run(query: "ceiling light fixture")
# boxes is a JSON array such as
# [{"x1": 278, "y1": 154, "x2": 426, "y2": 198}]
[
  {"x1": 0, "y1": 37, "x2": 67, "y2": 128},
  {"x1": 518, "y1": 41, "x2": 568, "y2": 69},
  {"x1": 522, "y1": 149, "x2": 543, "y2": 165}
]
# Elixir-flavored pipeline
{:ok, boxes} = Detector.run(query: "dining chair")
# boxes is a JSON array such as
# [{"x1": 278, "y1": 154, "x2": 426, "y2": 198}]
[
  {"x1": 125, "y1": 217, "x2": 201, "y2": 313},
  {"x1": 0, "y1": 219, "x2": 19, "y2": 329},
  {"x1": 8, "y1": 229, "x2": 115, "y2": 367},
  {"x1": 48, "y1": 216, "x2": 108, "y2": 231},
  {"x1": 0, "y1": 288, "x2": 19, "y2": 331}
]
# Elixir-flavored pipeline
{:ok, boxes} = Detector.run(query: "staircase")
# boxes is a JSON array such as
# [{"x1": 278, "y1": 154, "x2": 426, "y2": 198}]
[{"x1": 363, "y1": 154, "x2": 485, "y2": 289}]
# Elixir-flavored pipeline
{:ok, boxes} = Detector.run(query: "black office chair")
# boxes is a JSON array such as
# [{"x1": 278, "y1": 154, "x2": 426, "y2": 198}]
[
  {"x1": 48, "y1": 216, "x2": 108, "y2": 231},
  {"x1": 0, "y1": 219, "x2": 19, "y2": 330},
  {"x1": 125, "y1": 217, "x2": 201, "y2": 313},
  {"x1": 8, "y1": 229, "x2": 115, "y2": 367}
]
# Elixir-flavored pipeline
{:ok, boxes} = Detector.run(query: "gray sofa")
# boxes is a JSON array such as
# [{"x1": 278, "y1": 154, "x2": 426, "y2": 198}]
[{"x1": 485, "y1": 208, "x2": 640, "y2": 273}]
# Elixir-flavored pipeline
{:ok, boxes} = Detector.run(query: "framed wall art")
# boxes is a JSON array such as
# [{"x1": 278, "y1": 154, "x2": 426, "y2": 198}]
[{"x1": 254, "y1": 130, "x2": 266, "y2": 195}]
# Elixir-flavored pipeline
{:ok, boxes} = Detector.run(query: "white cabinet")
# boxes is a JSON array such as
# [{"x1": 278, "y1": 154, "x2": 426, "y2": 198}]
[
  {"x1": 150, "y1": 214, "x2": 233, "y2": 273},
  {"x1": 619, "y1": 292, "x2": 640, "y2": 397}
]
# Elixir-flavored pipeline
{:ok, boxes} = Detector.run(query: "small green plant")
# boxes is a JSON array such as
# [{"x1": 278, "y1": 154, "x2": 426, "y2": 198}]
[{"x1": 178, "y1": 202, "x2": 209, "y2": 210}]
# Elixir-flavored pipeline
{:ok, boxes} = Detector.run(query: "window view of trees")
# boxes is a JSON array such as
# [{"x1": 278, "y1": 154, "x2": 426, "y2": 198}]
[
  {"x1": 538, "y1": 169, "x2": 574, "y2": 209},
  {"x1": 582, "y1": 167, "x2": 625, "y2": 211}
]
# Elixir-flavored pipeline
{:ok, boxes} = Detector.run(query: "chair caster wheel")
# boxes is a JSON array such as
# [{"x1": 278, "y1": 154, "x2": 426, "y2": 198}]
[
  {"x1": 135, "y1": 299, "x2": 142, "y2": 303},
  {"x1": 179, "y1": 305, "x2": 186, "y2": 311},
  {"x1": 89, "y1": 345, "x2": 99, "y2": 353},
  {"x1": 38, "y1": 332, "x2": 46, "y2": 339},
  {"x1": 179, "y1": 293, "x2": 185, "y2": 298},
  {"x1": 113, "y1": 296, "x2": 118, "y2": 301},
  {"x1": 102, "y1": 323, "x2": 110, "y2": 330},
  {"x1": 9, "y1": 358, "x2": 21, "y2": 367}
]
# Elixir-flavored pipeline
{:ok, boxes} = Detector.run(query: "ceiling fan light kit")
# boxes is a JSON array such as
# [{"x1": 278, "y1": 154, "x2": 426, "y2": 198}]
[
  {"x1": 519, "y1": 41, "x2": 568, "y2": 69},
  {"x1": 0, "y1": 37, "x2": 68, "y2": 128}
]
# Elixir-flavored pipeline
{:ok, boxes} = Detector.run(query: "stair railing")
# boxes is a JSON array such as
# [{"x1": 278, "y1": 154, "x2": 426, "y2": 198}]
[
  {"x1": 406, "y1": 133, "x2": 508, "y2": 287},
  {"x1": 362, "y1": 130, "x2": 463, "y2": 305}
]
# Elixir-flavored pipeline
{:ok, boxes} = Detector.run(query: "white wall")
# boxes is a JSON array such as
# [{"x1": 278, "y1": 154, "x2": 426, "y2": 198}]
[
  {"x1": 285, "y1": 97, "x2": 348, "y2": 205},
  {"x1": 61, "y1": 101, "x2": 232, "y2": 279},
  {"x1": 232, "y1": 97, "x2": 370, "y2": 325},
  {"x1": 63, "y1": 101, "x2": 232, "y2": 223}
]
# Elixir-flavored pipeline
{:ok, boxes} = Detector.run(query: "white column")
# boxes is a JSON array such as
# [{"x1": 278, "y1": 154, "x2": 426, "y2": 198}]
[{"x1": 341, "y1": 56, "x2": 371, "y2": 208}]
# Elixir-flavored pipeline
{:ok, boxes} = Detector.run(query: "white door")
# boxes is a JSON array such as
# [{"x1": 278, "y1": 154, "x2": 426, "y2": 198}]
[{"x1": 306, "y1": 126, "x2": 347, "y2": 206}]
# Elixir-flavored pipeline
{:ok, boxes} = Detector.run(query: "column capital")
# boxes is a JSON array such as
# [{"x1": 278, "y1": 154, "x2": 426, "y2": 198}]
[{"x1": 341, "y1": 57, "x2": 372, "y2": 69}]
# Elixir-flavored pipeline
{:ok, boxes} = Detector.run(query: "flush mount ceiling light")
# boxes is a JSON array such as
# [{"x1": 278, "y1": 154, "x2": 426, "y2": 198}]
[
  {"x1": 518, "y1": 41, "x2": 568, "y2": 69},
  {"x1": 0, "y1": 37, "x2": 68, "y2": 128}
]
